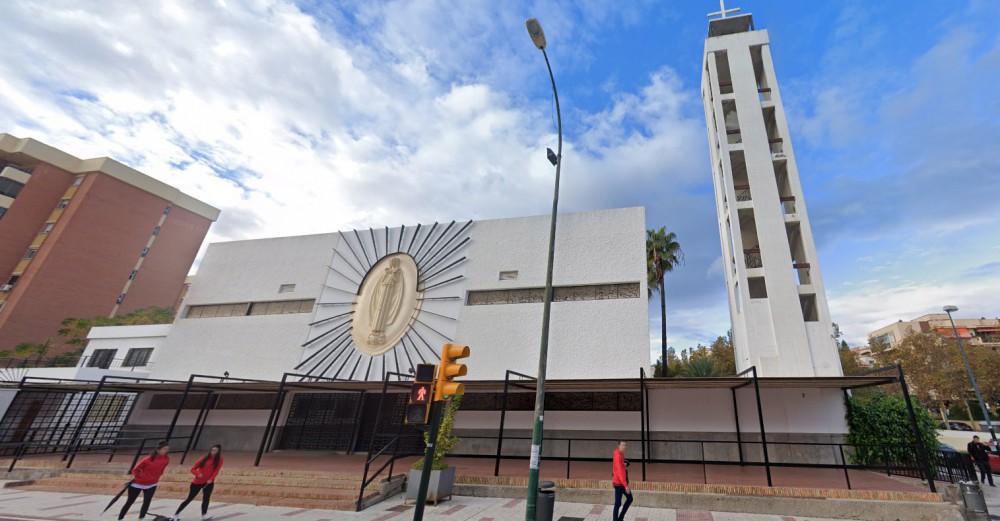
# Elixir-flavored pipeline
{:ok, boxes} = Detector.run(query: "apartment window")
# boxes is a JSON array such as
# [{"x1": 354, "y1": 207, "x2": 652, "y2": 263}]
[
  {"x1": 278, "y1": 284, "x2": 296, "y2": 293},
  {"x1": 141, "y1": 247, "x2": 149, "y2": 257},
  {"x1": 499, "y1": 271, "x2": 518, "y2": 281},
  {"x1": 72, "y1": 175, "x2": 84, "y2": 186},
  {"x1": 0, "y1": 178, "x2": 25, "y2": 198},
  {"x1": 41, "y1": 223, "x2": 54, "y2": 234},
  {"x1": 129, "y1": 270, "x2": 138, "y2": 280},
  {"x1": 24, "y1": 248, "x2": 38, "y2": 260},
  {"x1": 116, "y1": 293, "x2": 125, "y2": 304},
  {"x1": 163, "y1": 206, "x2": 171, "y2": 215},
  {"x1": 88, "y1": 349, "x2": 117, "y2": 369},
  {"x1": 57, "y1": 199, "x2": 70, "y2": 209},
  {"x1": 152, "y1": 226, "x2": 161, "y2": 236},
  {"x1": 122, "y1": 348, "x2": 153, "y2": 368}
]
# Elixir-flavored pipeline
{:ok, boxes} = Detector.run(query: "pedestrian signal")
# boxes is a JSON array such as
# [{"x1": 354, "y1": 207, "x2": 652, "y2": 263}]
[{"x1": 405, "y1": 363, "x2": 437, "y2": 425}]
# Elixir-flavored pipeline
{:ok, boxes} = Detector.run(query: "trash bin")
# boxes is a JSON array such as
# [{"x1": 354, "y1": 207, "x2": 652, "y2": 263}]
[
  {"x1": 960, "y1": 481, "x2": 988, "y2": 513},
  {"x1": 536, "y1": 481, "x2": 556, "y2": 521}
]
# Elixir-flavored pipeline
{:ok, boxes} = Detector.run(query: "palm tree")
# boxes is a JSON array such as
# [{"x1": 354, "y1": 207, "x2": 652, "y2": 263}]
[
  {"x1": 678, "y1": 357, "x2": 722, "y2": 377},
  {"x1": 646, "y1": 227, "x2": 683, "y2": 377}
]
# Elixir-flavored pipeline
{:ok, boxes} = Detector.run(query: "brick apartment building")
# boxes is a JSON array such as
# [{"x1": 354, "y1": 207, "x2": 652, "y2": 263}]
[{"x1": 0, "y1": 134, "x2": 219, "y2": 355}]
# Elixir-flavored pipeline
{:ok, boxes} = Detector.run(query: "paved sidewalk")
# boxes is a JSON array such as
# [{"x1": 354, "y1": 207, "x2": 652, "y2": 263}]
[{"x1": 0, "y1": 487, "x2": 853, "y2": 521}]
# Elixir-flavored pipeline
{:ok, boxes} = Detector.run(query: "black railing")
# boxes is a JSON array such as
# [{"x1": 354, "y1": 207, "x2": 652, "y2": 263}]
[
  {"x1": 744, "y1": 249, "x2": 763, "y2": 268},
  {"x1": 2, "y1": 432, "x2": 191, "y2": 473},
  {"x1": 77, "y1": 355, "x2": 153, "y2": 371},
  {"x1": 1, "y1": 356, "x2": 82, "y2": 369},
  {"x1": 450, "y1": 434, "x2": 964, "y2": 491}
]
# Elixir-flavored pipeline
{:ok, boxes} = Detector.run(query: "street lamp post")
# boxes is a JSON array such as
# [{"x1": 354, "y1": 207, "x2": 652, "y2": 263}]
[
  {"x1": 943, "y1": 305, "x2": 997, "y2": 445},
  {"x1": 524, "y1": 17, "x2": 562, "y2": 521}
]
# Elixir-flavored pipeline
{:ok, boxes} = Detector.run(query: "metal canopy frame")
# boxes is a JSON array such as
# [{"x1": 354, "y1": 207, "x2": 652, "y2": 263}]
[
  {"x1": 254, "y1": 373, "x2": 366, "y2": 466},
  {"x1": 4, "y1": 367, "x2": 940, "y2": 492},
  {"x1": 488, "y1": 365, "x2": 937, "y2": 492}
]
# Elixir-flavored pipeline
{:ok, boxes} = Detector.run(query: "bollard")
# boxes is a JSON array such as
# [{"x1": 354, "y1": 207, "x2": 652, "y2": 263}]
[
  {"x1": 536, "y1": 481, "x2": 556, "y2": 521},
  {"x1": 960, "y1": 481, "x2": 988, "y2": 513}
]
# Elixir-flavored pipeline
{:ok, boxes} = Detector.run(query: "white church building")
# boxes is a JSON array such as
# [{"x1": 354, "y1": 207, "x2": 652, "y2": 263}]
[{"x1": 0, "y1": 10, "x2": 894, "y2": 478}]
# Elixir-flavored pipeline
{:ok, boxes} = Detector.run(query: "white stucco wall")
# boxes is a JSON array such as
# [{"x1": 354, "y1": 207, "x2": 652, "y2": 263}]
[
  {"x1": 456, "y1": 208, "x2": 649, "y2": 380},
  {"x1": 453, "y1": 386, "x2": 847, "y2": 435},
  {"x1": 150, "y1": 233, "x2": 337, "y2": 381},
  {"x1": 144, "y1": 207, "x2": 647, "y2": 382},
  {"x1": 83, "y1": 324, "x2": 172, "y2": 371}
]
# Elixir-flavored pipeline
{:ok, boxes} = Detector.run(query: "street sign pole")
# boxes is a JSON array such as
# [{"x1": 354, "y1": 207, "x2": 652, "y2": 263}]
[{"x1": 412, "y1": 400, "x2": 443, "y2": 521}]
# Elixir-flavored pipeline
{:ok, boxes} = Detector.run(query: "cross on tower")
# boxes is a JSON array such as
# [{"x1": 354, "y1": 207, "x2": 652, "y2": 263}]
[{"x1": 707, "y1": 0, "x2": 741, "y2": 19}]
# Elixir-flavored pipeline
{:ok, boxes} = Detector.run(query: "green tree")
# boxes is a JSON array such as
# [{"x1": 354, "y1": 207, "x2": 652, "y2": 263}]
[
  {"x1": 839, "y1": 344, "x2": 863, "y2": 376},
  {"x1": 871, "y1": 331, "x2": 970, "y2": 423},
  {"x1": 846, "y1": 391, "x2": 939, "y2": 467},
  {"x1": 13, "y1": 339, "x2": 52, "y2": 364},
  {"x1": 709, "y1": 331, "x2": 736, "y2": 376},
  {"x1": 646, "y1": 227, "x2": 683, "y2": 378}
]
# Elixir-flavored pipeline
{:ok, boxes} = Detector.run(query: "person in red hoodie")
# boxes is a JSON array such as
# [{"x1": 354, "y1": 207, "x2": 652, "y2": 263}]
[
  {"x1": 119, "y1": 441, "x2": 170, "y2": 521},
  {"x1": 612, "y1": 440, "x2": 633, "y2": 521},
  {"x1": 169, "y1": 444, "x2": 224, "y2": 521}
]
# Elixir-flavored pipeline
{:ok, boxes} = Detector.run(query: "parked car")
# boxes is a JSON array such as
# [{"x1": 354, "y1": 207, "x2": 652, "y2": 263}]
[{"x1": 938, "y1": 421, "x2": 976, "y2": 431}]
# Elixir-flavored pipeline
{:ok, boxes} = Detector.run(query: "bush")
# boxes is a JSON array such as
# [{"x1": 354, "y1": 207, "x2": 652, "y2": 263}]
[{"x1": 846, "y1": 391, "x2": 939, "y2": 466}]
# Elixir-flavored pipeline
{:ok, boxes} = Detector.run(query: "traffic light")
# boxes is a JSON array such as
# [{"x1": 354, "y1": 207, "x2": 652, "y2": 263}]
[
  {"x1": 434, "y1": 343, "x2": 470, "y2": 402},
  {"x1": 405, "y1": 363, "x2": 436, "y2": 425}
]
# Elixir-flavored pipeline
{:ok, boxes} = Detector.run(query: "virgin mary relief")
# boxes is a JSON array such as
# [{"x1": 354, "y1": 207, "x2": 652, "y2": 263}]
[{"x1": 369, "y1": 258, "x2": 403, "y2": 344}]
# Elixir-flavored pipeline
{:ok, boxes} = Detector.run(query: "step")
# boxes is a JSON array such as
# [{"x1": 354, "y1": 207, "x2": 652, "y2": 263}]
[
  {"x1": 22, "y1": 486, "x2": 369, "y2": 510},
  {"x1": 54, "y1": 472, "x2": 366, "y2": 489},
  {"x1": 21, "y1": 480, "x2": 370, "y2": 501}
]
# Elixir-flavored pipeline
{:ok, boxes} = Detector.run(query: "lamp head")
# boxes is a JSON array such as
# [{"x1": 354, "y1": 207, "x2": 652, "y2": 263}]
[
  {"x1": 943, "y1": 305, "x2": 958, "y2": 313},
  {"x1": 525, "y1": 18, "x2": 546, "y2": 50},
  {"x1": 546, "y1": 148, "x2": 558, "y2": 166}
]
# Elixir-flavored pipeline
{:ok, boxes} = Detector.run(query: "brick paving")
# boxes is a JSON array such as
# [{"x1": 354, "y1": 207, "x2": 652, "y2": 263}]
[{"x1": 0, "y1": 487, "x2": 865, "y2": 520}]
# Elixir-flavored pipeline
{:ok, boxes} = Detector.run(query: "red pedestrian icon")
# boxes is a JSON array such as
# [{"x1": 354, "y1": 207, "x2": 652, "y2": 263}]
[{"x1": 416, "y1": 386, "x2": 427, "y2": 402}]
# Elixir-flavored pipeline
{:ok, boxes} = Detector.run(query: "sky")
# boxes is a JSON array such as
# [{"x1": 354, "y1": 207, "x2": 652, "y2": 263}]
[{"x1": 1, "y1": 0, "x2": 998, "y2": 363}]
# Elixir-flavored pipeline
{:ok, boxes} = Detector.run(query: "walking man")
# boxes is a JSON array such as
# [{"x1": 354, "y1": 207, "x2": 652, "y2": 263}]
[
  {"x1": 612, "y1": 440, "x2": 633, "y2": 521},
  {"x1": 968, "y1": 435, "x2": 995, "y2": 487}
]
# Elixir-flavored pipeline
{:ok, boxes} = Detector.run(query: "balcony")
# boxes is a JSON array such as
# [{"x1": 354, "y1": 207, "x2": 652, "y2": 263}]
[
  {"x1": 744, "y1": 249, "x2": 763, "y2": 269},
  {"x1": 758, "y1": 87, "x2": 772, "y2": 103},
  {"x1": 734, "y1": 185, "x2": 752, "y2": 202},
  {"x1": 726, "y1": 129, "x2": 742, "y2": 145}
]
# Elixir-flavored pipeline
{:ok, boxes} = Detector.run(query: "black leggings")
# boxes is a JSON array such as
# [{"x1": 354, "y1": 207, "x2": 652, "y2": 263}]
[
  {"x1": 175, "y1": 482, "x2": 215, "y2": 516},
  {"x1": 118, "y1": 485, "x2": 156, "y2": 520}
]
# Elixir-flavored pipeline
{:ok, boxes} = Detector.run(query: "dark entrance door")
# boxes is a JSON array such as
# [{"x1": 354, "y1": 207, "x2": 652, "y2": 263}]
[
  {"x1": 353, "y1": 393, "x2": 422, "y2": 454},
  {"x1": 279, "y1": 392, "x2": 364, "y2": 451}
]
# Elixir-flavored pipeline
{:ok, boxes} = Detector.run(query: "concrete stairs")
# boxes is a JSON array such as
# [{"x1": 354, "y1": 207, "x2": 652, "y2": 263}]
[{"x1": 8, "y1": 463, "x2": 402, "y2": 511}]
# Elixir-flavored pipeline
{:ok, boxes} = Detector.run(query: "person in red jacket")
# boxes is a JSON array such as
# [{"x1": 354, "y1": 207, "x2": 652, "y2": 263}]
[
  {"x1": 169, "y1": 444, "x2": 224, "y2": 521},
  {"x1": 119, "y1": 441, "x2": 170, "y2": 521},
  {"x1": 612, "y1": 440, "x2": 633, "y2": 521}
]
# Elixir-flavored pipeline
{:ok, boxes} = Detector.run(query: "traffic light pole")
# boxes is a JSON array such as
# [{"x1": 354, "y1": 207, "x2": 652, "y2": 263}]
[{"x1": 412, "y1": 400, "x2": 443, "y2": 521}]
